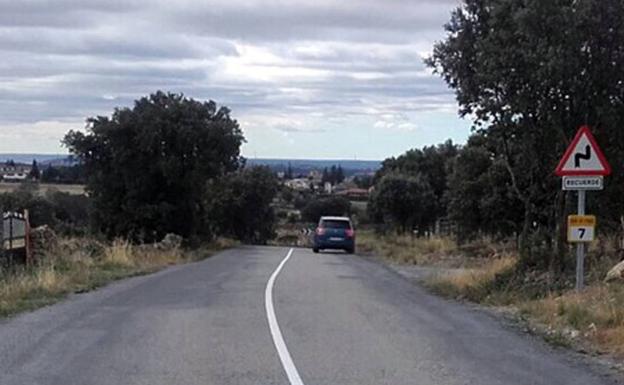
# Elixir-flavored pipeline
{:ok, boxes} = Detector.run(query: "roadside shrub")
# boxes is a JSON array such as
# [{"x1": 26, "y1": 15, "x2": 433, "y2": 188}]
[
  {"x1": 46, "y1": 191, "x2": 91, "y2": 235},
  {"x1": 0, "y1": 190, "x2": 91, "y2": 235}
]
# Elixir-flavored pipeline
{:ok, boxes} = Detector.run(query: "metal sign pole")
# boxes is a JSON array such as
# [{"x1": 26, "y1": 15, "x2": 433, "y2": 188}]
[
  {"x1": 556, "y1": 126, "x2": 611, "y2": 292},
  {"x1": 576, "y1": 190, "x2": 586, "y2": 291}
]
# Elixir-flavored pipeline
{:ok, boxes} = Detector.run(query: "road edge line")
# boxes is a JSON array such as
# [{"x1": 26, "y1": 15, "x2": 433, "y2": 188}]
[{"x1": 265, "y1": 248, "x2": 305, "y2": 385}]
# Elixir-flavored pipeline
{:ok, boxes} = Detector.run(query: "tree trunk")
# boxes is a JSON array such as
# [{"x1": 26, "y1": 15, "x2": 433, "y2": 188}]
[{"x1": 518, "y1": 202, "x2": 533, "y2": 267}]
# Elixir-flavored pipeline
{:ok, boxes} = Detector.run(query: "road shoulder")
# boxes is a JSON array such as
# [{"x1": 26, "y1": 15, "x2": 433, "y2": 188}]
[{"x1": 357, "y1": 252, "x2": 624, "y2": 384}]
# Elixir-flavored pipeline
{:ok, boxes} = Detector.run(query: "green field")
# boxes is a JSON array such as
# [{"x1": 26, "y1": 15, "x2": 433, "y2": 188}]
[{"x1": 0, "y1": 183, "x2": 86, "y2": 195}]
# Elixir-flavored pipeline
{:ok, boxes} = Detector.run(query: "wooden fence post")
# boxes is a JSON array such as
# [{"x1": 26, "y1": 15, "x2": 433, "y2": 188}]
[{"x1": 24, "y1": 210, "x2": 32, "y2": 266}]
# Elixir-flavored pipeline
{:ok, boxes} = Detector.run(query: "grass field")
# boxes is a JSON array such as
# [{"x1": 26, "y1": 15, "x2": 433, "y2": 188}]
[{"x1": 0, "y1": 183, "x2": 85, "y2": 195}]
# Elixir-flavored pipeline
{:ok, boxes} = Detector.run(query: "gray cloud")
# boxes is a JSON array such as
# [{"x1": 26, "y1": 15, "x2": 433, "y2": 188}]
[{"x1": 0, "y1": 0, "x2": 464, "y2": 154}]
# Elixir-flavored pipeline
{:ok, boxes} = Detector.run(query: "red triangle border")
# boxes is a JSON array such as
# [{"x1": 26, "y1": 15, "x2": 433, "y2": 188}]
[{"x1": 555, "y1": 126, "x2": 611, "y2": 176}]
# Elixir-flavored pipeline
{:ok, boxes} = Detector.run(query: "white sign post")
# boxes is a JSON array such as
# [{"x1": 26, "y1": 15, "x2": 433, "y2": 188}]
[{"x1": 555, "y1": 126, "x2": 611, "y2": 291}]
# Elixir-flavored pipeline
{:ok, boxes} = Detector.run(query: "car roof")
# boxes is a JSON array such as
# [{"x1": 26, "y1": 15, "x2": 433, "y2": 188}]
[{"x1": 320, "y1": 216, "x2": 351, "y2": 221}]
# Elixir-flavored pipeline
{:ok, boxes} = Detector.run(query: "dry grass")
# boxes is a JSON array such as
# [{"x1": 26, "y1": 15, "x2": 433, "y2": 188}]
[
  {"x1": 102, "y1": 239, "x2": 135, "y2": 267},
  {"x1": 434, "y1": 256, "x2": 516, "y2": 291},
  {"x1": 0, "y1": 237, "x2": 236, "y2": 317},
  {"x1": 358, "y1": 230, "x2": 461, "y2": 266},
  {"x1": 426, "y1": 255, "x2": 518, "y2": 303},
  {"x1": 519, "y1": 284, "x2": 624, "y2": 355}
]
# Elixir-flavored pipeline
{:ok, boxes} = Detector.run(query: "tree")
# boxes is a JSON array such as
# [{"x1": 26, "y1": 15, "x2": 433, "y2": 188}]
[
  {"x1": 368, "y1": 173, "x2": 435, "y2": 234},
  {"x1": 374, "y1": 140, "x2": 458, "y2": 230},
  {"x1": 63, "y1": 91, "x2": 245, "y2": 242},
  {"x1": 330, "y1": 165, "x2": 337, "y2": 185},
  {"x1": 446, "y1": 135, "x2": 523, "y2": 241},
  {"x1": 41, "y1": 165, "x2": 85, "y2": 184},
  {"x1": 29, "y1": 160, "x2": 40, "y2": 180},
  {"x1": 336, "y1": 165, "x2": 345, "y2": 184},
  {"x1": 301, "y1": 196, "x2": 351, "y2": 223},
  {"x1": 204, "y1": 166, "x2": 278, "y2": 244},
  {"x1": 427, "y1": 0, "x2": 624, "y2": 269},
  {"x1": 41, "y1": 165, "x2": 61, "y2": 183},
  {"x1": 321, "y1": 167, "x2": 329, "y2": 184}
]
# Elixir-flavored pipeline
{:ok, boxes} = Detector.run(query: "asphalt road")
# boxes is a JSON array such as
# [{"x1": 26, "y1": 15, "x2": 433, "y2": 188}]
[{"x1": 0, "y1": 246, "x2": 619, "y2": 385}]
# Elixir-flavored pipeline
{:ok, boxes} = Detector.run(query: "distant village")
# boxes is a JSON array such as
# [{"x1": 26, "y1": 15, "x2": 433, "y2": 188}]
[
  {"x1": 280, "y1": 164, "x2": 374, "y2": 200},
  {"x1": 0, "y1": 158, "x2": 376, "y2": 200},
  {"x1": 0, "y1": 160, "x2": 37, "y2": 182},
  {"x1": 0, "y1": 159, "x2": 84, "y2": 185}
]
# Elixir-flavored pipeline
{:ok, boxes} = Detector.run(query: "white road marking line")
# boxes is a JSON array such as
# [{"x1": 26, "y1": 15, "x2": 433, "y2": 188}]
[{"x1": 265, "y1": 248, "x2": 305, "y2": 385}]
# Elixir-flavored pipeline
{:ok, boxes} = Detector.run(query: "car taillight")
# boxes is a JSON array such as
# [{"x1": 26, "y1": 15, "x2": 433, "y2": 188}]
[
  {"x1": 345, "y1": 229, "x2": 355, "y2": 238},
  {"x1": 316, "y1": 227, "x2": 325, "y2": 235}
]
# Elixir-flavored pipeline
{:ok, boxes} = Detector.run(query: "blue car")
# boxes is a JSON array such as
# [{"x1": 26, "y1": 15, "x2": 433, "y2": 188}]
[{"x1": 312, "y1": 216, "x2": 355, "y2": 254}]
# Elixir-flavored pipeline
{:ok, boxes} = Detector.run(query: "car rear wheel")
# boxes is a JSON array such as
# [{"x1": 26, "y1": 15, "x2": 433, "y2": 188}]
[
  {"x1": 313, "y1": 247, "x2": 319, "y2": 253},
  {"x1": 346, "y1": 247, "x2": 355, "y2": 254}
]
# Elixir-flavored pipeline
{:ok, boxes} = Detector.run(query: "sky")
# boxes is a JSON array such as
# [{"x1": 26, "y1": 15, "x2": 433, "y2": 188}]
[{"x1": 0, "y1": 0, "x2": 471, "y2": 160}]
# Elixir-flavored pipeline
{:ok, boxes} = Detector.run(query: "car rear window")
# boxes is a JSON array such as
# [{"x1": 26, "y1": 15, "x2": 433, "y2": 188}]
[{"x1": 321, "y1": 220, "x2": 351, "y2": 229}]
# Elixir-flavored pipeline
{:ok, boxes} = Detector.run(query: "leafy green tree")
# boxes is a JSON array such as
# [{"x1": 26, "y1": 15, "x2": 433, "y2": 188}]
[
  {"x1": 204, "y1": 166, "x2": 279, "y2": 244},
  {"x1": 374, "y1": 140, "x2": 458, "y2": 230},
  {"x1": 63, "y1": 91, "x2": 245, "y2": 242},
  {"x1": 446, "y1": 135, "x2": 523, "y2": 241},
  {"x1": 427, "y1": 0, "x2": 624, "y2": 269},
  {"x1": 369, "y1": 173, "x2": 435, "y2": 234}
]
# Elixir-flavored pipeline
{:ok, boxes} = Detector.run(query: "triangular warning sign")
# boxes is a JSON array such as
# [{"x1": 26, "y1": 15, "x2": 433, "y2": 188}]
[{"x1": 555, "y1": 126, "x2": 611, "y2": 176}]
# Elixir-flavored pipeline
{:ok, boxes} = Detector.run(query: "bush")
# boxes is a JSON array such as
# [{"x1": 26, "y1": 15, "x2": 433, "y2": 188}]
[
  {"x1": 301, "y1": 196, "x2": 351, "y2": 224},
  {"x1": 0, "y1": 190, "x2": 90, "y2": 235},
  {"x1": 46, "y1": 191, "x2": 91, "y2": 235}
]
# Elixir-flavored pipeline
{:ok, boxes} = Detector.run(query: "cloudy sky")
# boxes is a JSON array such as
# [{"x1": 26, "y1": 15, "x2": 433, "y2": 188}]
[{"x1": 0, "y1": 0, "x2": 470, "y2": 160}]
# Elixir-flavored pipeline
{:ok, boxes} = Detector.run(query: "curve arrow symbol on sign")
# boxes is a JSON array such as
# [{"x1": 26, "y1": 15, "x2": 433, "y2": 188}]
[{"x1": 574, "y1": 145, "x2": 591, "y2": 168}]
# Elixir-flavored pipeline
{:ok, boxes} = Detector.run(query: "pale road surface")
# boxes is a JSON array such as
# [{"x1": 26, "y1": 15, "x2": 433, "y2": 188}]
[{"x1": 0, "y1": 246, "x2": 619, "y2": 385}]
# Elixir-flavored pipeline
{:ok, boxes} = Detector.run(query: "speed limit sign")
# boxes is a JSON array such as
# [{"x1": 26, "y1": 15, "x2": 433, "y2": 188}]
[{"x1": 567, "y1": 215, "x2": 596, "y2": 243}]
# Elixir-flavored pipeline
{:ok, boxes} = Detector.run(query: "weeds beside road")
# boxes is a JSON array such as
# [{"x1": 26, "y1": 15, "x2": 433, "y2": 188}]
[
  {"x1": 0, "y1": 237, "x2": 237, "y2": 318},
  {"x1": 362, "y1": 231, "x2": 624, "y2": 361}
]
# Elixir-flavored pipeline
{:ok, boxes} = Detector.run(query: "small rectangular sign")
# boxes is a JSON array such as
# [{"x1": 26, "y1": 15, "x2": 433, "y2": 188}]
[
  {"x1": 568, "y1": 215, "x2": 596, "y2": 243},
  {"x1": 562, "y1": 176, "x2": 603, "y2": 191}
]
